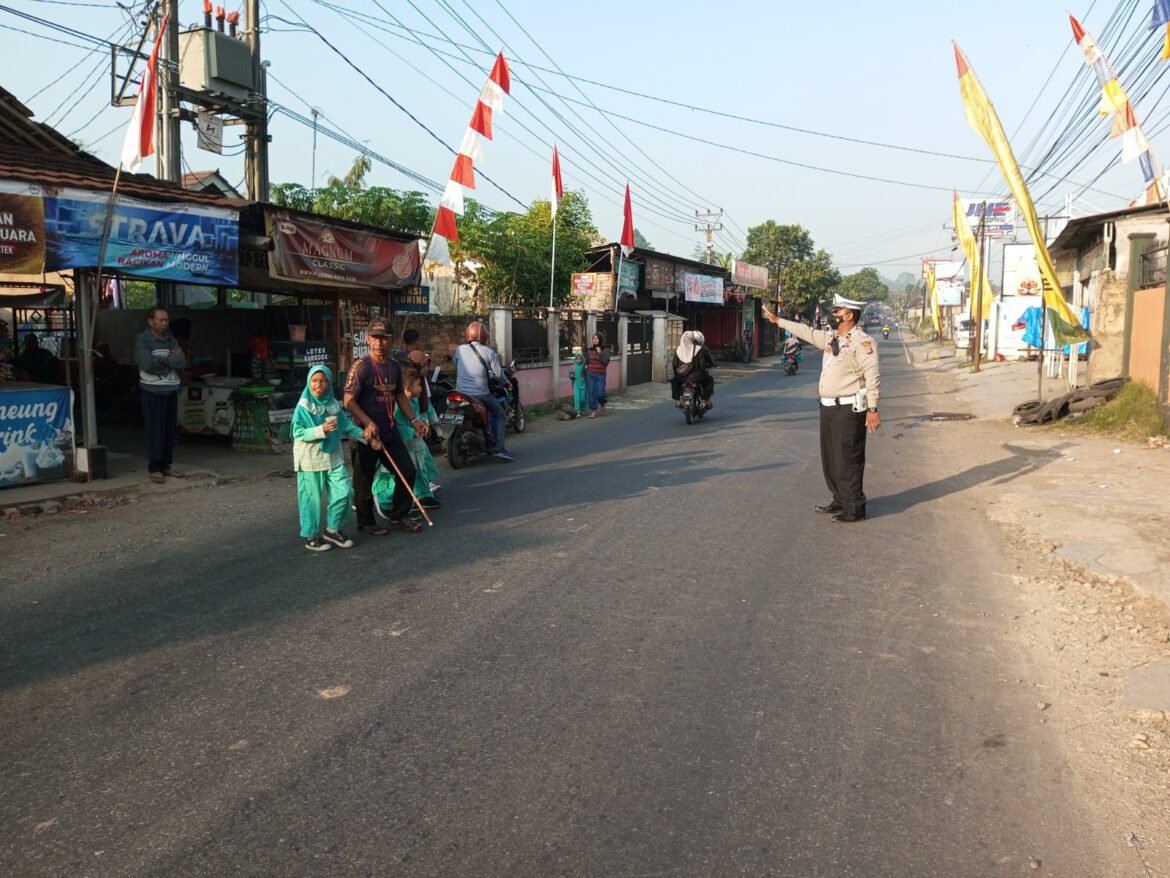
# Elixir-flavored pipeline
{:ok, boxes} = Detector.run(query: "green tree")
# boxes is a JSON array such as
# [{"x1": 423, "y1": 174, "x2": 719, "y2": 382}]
[
  {"x1": 633, "y1": 228, "x2": 653, "y2": 250},
  {"x1": 740, "y1": 221, "x2": 814, "y2": 291},
  {"x1": 837, "y1": 267, "x2": 889, "y2": 302},
  {"x1": 450, "y1": 191, "x2": 598, "y2": 308},
  {"x1": 270, "y1": 154, "x2": 434, "y2": 236},
  {"x1": 781, "y1": 249, "x2": 840, "y2": 316}
]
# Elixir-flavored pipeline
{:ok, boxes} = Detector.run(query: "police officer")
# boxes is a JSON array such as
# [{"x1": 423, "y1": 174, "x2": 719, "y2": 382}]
[{"x1": 762, "y1": 294, "x2": 881, "y2": 522}]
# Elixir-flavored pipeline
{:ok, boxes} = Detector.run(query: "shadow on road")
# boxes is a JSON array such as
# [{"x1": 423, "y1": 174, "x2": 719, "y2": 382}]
[{"x1": 874, "y1": 441, "x2": 1068, "y2": 517}]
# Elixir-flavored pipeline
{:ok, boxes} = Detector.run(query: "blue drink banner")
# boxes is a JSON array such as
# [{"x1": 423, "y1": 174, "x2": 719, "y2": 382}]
[
  {"x1": 0, "y1": 384, "x2": 75, "y2": 487},
  {"x1": 43, "y1": 187, "x2": 238, "y2": 285}
]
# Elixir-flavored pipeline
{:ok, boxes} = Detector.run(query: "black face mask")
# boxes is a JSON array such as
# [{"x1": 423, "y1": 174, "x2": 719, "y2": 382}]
[{"x1": 826, "y1": 313, "x2": 844, "y2": 329}]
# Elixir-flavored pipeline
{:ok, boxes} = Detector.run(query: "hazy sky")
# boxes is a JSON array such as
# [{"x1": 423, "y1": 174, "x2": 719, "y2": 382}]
[{"x1": 4, "y1": 0, "x2": 1166, "y2": 279}]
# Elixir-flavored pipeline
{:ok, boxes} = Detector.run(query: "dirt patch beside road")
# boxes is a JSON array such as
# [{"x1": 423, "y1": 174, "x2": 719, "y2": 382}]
[{"x1": 921, "y1": 355, "x2": 1170, "y2": 873}]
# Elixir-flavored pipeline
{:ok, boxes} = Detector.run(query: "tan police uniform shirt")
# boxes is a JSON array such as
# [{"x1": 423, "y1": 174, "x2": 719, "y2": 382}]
[{"x1": 776, "y1": 319, "x2": 881, "y2": 409}]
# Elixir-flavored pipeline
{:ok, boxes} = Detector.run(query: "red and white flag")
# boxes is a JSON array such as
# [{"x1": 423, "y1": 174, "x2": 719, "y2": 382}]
[
  {"x1": 119, "y1": 15, "x2": 168, "y2": 173},
  {"x1": 550, "y1": 143, "x2": 564, "y2": 218},
  {"x1": 432, "y1": 52, "x2": 511, "y2": 244},
  {"x1": 619, "y1": 183, "x2": 635, "y2": 257}
]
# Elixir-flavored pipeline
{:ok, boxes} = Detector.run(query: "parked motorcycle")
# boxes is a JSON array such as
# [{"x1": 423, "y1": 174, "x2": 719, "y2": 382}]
[
  {"x1": 440, "y1": 360, "x2": 525, "y2": 468},
  {"x1": 679, "y1": 378, "x2": 709, "y2": 425}
]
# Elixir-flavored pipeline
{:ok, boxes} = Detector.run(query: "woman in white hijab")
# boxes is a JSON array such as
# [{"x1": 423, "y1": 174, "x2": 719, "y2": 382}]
[{"x1": 671, "y1": 330, "x2": 717, "y2": 408}]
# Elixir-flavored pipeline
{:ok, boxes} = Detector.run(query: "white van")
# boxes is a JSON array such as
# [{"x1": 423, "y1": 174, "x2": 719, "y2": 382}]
[{"x1": 955, "y1": 318, "x2": 987, "y2": 351}]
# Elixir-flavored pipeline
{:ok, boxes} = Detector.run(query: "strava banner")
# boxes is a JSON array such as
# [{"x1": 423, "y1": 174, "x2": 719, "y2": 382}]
[
  {"x1": 42, "y1": 187, "x2": 238, "y2": 284},
  {"x1": 266, "y1": 208, "x2": 421, "y2": 289},
  {"x1": 0, "y1": 180, "x2": 46, "y2": 275}
]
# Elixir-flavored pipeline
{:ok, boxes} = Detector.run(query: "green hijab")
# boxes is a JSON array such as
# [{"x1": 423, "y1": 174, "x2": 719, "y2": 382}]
[{"x1": 296, "y1": 365, "x2": 344, "y2": 454}]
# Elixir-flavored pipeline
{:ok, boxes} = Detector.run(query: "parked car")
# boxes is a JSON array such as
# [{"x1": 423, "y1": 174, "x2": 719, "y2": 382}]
[{"x1": 955, "y1": 318, "x2": 988, "y2": 351}]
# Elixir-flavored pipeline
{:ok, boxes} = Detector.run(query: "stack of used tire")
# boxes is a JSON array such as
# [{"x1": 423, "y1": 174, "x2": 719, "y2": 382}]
[{"x1": 1012, "y1": 377, "x2": 1126, "y2": 426}]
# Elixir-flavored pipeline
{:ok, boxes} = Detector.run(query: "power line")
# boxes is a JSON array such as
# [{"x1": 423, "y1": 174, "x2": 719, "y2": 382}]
[
  {"x1": 297, "y1": 2, "x2": 708, "y2": 242},
  {"x1": 275, "y1": 1, "x2": 527, "y2": 209},
  {"x1": 422, "y1": 0, "x2": 713, "y2": 231},
  {"x1": 488, "y1": 0, "x2": 747, "y2": 250}
]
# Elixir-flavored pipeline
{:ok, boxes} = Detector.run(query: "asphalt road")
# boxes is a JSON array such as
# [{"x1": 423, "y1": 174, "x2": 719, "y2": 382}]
[{"x1": 1, "y1": 345, "x2": 1114, "y2": 876}]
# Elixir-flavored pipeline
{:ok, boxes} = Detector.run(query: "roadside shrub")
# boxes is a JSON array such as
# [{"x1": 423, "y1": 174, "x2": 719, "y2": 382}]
[{"x1": 1067, "y1": 381, "x2": 1166, "y2": 442}]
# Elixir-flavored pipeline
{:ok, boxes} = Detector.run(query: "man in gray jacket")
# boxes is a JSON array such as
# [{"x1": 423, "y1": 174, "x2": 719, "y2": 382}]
[{"x1": 134, "y1": 308, "x2": 186, "y2": 484}]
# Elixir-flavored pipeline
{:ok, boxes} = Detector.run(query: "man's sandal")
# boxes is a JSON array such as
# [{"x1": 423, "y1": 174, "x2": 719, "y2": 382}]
[
  {"x1": 358, "y1": 524, "x2": 390, "y2": 536},
  {"x1": 388, "y1": 517, "x2": 423, "y2": 533}
]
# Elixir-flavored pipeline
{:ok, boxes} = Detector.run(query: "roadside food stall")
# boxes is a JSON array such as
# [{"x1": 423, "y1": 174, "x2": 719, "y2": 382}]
[
  {"x1": 221, "y1": 203, "x2": 422, "y2": 452},
  {"x1": 0, "y1": 86, "x2": 423, "y2": 471}
]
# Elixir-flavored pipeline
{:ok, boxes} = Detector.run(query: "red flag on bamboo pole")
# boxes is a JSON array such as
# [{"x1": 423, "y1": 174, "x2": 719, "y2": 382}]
[
  {"x1": 620, "y1": 183, "x2": 634, "y2": 256},
  {"x1": 551, "y1": 144, "x2": 564, "y2": 217}
]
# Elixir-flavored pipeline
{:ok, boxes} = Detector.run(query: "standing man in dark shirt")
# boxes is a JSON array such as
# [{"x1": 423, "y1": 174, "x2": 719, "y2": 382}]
[
  {"x1": 134, "y1": 309, "x2": 186, "y2": 484},
  {"x1": 343, "y1": 317, "x2": 425, "y2": 535}
]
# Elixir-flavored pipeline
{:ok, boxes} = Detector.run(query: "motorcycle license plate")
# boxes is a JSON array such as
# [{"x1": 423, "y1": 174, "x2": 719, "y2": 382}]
[
  {"x1": 439, "y1": 412, "x2": 464, "y2": 425},
  {"x1": 682, "y1": 389, "x2": 693, "y2": 400}
]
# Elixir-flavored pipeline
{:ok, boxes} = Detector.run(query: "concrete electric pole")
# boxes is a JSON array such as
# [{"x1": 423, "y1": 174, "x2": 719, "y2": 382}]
[
  {"x1": 695, "y1": 209, "x2": 724, "y2": 264},
  {"x1": 157, "y1": 1, "x2": 182, "y2": 184},
  {"x1": 244, "y1": 0, "x2": 270, "y2": 202}
]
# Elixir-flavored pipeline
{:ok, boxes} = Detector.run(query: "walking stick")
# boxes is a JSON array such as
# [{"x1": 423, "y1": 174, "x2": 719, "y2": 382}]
[{"x1": 378, "y1": 442, "x2": 434, "y2": 527}]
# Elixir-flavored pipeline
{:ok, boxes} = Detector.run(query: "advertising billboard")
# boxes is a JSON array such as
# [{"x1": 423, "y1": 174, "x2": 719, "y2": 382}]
[
  {"x1": 1001, "y1": 242, "x2": 1041, "y2": 297},
  {"x1": 0, "y1": 180, "x2": 45, "y2": 275},
  {"x1": 266, "y1": 209, "x2": 420, "y2": 289},
  {"x1": 42, "y1": 187, "x2": 239, "y2": 285},
  {"x1": 731, "y1": 259, "x2": 768, "y2": 289},
  {"x1": 961, "y1": 199, "x2": 1015, "y2": 236},
  {"x1": 683, "y1": 272, "x2": 724, "y2": 304}
]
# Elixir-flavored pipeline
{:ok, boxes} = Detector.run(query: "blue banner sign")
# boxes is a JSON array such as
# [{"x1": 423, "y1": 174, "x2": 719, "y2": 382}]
[
  {"x1": 395, "y1": 286, "x2": 431, "y2": 313},
  {"x1": 43, "y1": 187, "x2": 238, "y2": 285},
  {"x1": 0, "y1": 384, "x2": 75, "y2": 487}
]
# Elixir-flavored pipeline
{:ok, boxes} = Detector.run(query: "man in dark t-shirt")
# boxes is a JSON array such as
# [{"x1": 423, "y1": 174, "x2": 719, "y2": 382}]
[{"x1": 343, "y1": 318, "x2": 425, "y2": 535}]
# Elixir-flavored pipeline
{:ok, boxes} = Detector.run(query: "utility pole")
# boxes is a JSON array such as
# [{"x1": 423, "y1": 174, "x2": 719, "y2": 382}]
[
  {"x1": 971, "y1": 201, "x2": 987, "y2": 373},
  {"x1": 310, "y1": 106, "x2": 322, "y2": 192},
  {"x1": 157, "y1": 0, "x2": 181, "y2": 183},
  {"x1": 694, "y1": 209, "x2": 723, "y2": 264},
  {"x1": 244, "y1": 0, "x2": 270, "y2": 202}
]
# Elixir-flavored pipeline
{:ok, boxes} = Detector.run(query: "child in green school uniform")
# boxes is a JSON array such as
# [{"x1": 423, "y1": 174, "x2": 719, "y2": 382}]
[
  {"x1": 292, "y1": 365, "x2": 367, "y2": 551},
  {"x1": 568, "y1": 349, "x2": 588, "y2": 418}
]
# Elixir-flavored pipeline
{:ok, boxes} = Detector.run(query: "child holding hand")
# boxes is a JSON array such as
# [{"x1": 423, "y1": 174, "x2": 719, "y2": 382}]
[{"x1": 292, "y1": 365, "x2": 368, "y2": 551}]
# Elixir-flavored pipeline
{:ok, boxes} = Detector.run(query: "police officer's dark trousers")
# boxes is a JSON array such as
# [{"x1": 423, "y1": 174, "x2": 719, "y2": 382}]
[{"x1": 819, "y1": 403, "x2": 867, "y2": 516}]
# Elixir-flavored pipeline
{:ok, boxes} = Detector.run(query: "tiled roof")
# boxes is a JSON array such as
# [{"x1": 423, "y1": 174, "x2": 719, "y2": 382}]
[{"x1": 0, "y1": 87, "x2": 242, "y2": 209}]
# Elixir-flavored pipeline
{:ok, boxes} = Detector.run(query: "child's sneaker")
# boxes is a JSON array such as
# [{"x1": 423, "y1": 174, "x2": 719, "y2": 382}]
[
  {"x1": 322, "y1": 529, "x2": 354, "y2": 549},
  {"x1": 304, "y1": 536, "x2": 332, "y2": 552}
]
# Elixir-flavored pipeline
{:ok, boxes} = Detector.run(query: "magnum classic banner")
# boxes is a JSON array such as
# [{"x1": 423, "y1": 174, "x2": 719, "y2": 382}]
[{"x1": 266, "y1": 208, "x2": 421, "y2": 289}]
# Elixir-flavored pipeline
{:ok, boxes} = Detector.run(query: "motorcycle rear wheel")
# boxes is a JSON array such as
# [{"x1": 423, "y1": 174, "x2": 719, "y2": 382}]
[
  {"x1": 683, "y1": 403, "x2": 694, "y2": 425},
  {"x1": 446, "y1": 423, "x2": 470, "y2": 469},
  {"x1": 511, "y1": 400, "x2": 527, "y2": 433}
]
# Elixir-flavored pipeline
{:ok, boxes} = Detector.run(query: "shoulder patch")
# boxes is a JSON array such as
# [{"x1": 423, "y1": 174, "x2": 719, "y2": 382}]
[{"x1": 861, "y1": 340, "x2": 874, "y2": 354}]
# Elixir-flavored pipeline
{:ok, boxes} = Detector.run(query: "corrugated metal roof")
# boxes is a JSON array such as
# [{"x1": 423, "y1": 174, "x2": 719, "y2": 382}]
[
  {"x1": 1049, "y1": 202, "x2": 1169, "y2": 254},
  {"x1": 0, "y1": 86, "x2": 241, "y2": 209}
]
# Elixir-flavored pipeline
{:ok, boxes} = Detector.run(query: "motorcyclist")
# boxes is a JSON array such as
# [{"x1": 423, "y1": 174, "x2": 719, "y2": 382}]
[
  {"x1": 782, "y1": 333, "x2": 802, "y2": 360},
  {"x1": 453, "y1": 321, "x2": 513, "y2": 462},
  {"x1": 882, "y1": 323, "x2": 890, "y2": 339},
  {"x1": 671, "y1": 330, "x2": 716, "y2": 408}
]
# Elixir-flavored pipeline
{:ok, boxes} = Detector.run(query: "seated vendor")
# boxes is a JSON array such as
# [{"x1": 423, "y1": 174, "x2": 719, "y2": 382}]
[{"x1": 15, "y1": 334, "x2": 58, "y2": 384}]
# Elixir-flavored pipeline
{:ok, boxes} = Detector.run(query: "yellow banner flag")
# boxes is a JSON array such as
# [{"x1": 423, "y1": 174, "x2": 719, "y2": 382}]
[
  {"x1": 954, "y1": 43, "x2": 1088, "y2": 345},
  {"x1": 952, "y1": 192, "x2": 993, "y2": 321},
  {"x1": 926, "y1": 261, "x2": 941, "y2": 333}
]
